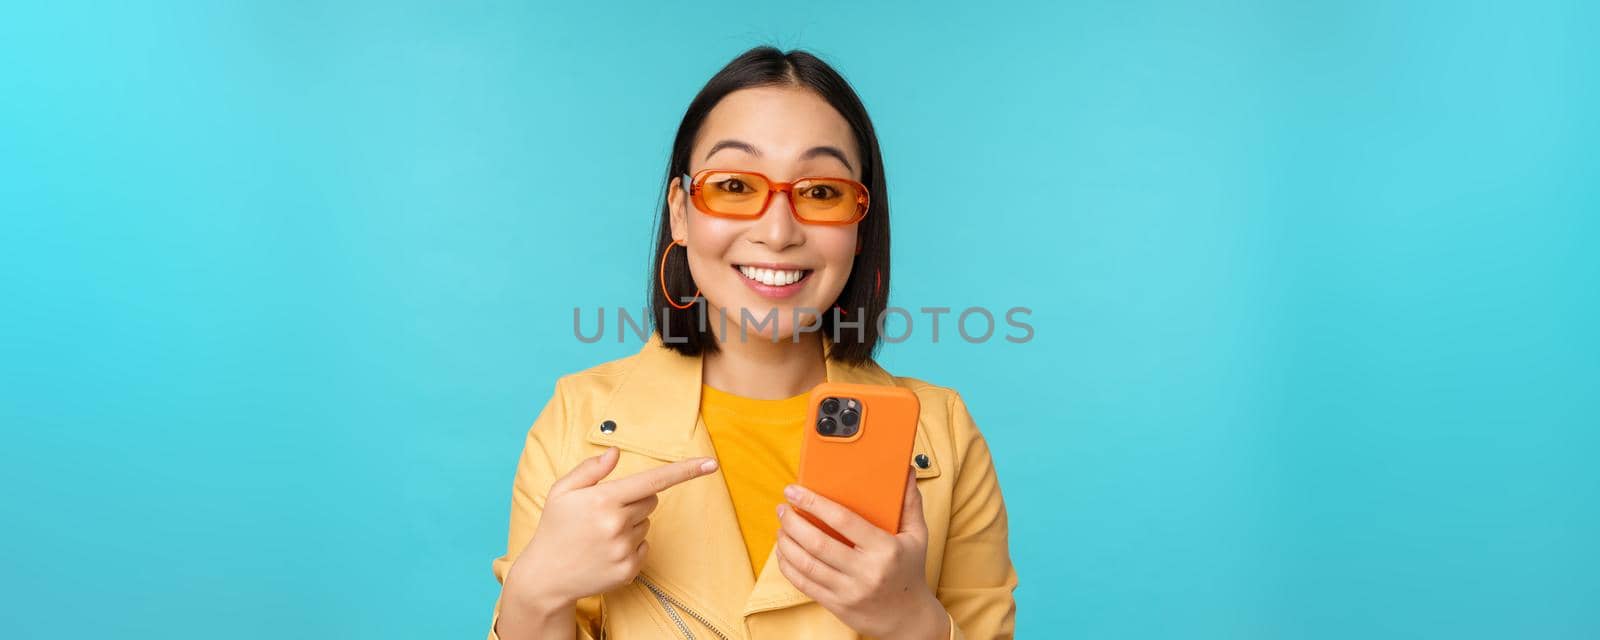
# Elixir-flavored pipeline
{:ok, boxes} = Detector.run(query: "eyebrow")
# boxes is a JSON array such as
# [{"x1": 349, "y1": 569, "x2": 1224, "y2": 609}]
[{"x1": 702, "y1": 139, "x2": 855, "y2": 173}]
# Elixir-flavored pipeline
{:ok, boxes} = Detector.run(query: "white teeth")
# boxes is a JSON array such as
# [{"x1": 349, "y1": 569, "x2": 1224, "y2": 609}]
[{"x1": 738, "y1": 265, "x2": 807, "y2": 287}]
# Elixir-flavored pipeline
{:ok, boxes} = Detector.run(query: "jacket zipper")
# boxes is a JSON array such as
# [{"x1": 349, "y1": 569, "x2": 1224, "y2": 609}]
[{"x1": 637, "y1": 574, "x2": 731, "y2": 640}]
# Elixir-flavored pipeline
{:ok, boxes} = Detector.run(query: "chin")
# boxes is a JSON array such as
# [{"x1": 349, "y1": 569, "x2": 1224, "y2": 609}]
[{"x1": 710, "y1": 300, "x2": 825, "y2": 343}]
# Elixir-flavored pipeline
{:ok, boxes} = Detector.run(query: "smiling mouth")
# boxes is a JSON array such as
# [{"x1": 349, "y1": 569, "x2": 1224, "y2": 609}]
[{"x1": 733, "y1": 264, "x2": 813, "y2": 287}]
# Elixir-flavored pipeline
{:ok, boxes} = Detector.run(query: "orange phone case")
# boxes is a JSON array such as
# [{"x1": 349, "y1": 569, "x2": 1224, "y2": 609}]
[{"x1": 796, "y1": 382, "x2": 921, "y2": 545}]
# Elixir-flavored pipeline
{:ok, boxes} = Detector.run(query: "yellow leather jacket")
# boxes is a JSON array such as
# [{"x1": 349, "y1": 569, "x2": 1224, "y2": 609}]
[{"x1": 488, "y1": 335, "x2": 1019, "y2": 639}]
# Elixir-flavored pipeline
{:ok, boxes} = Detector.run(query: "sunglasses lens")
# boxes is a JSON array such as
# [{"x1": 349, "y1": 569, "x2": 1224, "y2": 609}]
[
  {"x1": 793, "y1": 178, "x2": 867, "y2": 222},
  {"x1": 698, "y1": 171, "x2": 770, "y2": 216}
]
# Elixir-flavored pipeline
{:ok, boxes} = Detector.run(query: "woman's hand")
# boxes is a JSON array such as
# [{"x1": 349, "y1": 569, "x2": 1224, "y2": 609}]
[
  {"x1": 505, "y1": 447, "x2": 719, "y2": 613},
  {"x1": 775, "y1": 467, "x2": 951, "y2": 640}
]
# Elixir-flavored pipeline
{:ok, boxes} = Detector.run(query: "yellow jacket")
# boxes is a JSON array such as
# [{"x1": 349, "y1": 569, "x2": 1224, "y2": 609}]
[{"x1": 488, "y1": 335, "x2": 1019, "y2": 639}]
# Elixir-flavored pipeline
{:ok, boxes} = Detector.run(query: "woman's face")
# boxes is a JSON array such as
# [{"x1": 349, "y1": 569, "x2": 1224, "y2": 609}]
[{"x1": 669, "y1": 85, "x2": 862, "y2": 343}]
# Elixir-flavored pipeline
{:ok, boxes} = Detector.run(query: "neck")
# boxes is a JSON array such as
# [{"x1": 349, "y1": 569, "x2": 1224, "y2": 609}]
[{"x1": 702, "y1": 308, "x2": 827, "y2": 400}]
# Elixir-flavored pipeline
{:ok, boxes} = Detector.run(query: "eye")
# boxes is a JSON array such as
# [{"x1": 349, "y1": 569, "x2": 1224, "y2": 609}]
[
  {"x1": 716, "y1": 178, "x2": 750, "y2": 193},
  {"x1": 803, "y1": 184, "x2": 839, "y2": 199}
]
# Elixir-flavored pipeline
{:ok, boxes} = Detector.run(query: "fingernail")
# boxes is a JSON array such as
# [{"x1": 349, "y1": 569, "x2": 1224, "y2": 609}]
[
  {"x1": 783, "y1": 485, "x2": 800, "y2": 501},
  {"x1": 776, "y1": 503, "x2": 787, "y2": 517},
  {"x1": 700, "y1": 459, "x2": 719, "y2": 473}
]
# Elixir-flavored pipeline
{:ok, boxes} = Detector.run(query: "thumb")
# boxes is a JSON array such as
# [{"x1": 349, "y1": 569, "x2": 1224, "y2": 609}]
[
  {"x1": 898, "y1": 465, "x2": 927, "y2": 539},
  {"x1": 552, "y1": 446, "x2": 620, "y2": 494}
]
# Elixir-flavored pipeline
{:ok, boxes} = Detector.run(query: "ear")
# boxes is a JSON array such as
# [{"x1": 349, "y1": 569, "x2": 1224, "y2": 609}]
[{"x1": 668, "y1": 175, "x2": 689, "y2": 244}]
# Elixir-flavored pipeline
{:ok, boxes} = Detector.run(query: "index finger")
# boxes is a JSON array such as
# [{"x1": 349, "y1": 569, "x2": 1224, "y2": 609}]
[{"x1": 600, "y1": 457, "x2": 719, "y2": 503}]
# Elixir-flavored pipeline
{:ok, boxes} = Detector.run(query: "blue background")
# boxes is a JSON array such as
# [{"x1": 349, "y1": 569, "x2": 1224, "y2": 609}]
[{"x1": 2, "y1": 1, "x2": 1595, "y2": 637}]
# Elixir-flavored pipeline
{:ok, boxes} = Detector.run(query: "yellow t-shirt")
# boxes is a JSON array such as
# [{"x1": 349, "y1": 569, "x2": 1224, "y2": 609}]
[{"x1": 699, "y1": 383, "x2": 809, "y2": 579}]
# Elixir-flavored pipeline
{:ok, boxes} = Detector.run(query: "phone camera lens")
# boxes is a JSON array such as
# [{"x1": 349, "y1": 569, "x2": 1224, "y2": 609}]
[
  {"x1": 839, "y1": 409, "x2": 859, "y2": 428},
  {"x1": 820, "y1": 398, "x2": 840, "y2": 415},
  {"x1": 818, "y1": 416, "x2": 838, "y2": 435}
]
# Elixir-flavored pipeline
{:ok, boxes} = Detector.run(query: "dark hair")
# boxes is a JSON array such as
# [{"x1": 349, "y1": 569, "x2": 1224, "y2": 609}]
[{"x1": 649, "y1": 46, "x2": 891, "y2": 365}]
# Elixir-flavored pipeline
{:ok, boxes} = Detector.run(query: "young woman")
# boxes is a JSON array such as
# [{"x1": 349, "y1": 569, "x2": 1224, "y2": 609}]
[{"x1": 487, "y1": 46, "x2": 1018, "y2": 639}]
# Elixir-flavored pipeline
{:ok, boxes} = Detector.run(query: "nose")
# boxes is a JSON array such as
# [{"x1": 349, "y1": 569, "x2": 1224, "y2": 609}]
[{"x1": 749, "y1": 187, "x2": 806, "y2": 250}]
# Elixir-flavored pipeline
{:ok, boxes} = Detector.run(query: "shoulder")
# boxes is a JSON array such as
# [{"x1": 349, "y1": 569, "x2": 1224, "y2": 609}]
[
  {"x1": 891, "y1": 375, "x2": 965, "y2": 415},
  {"x1": 552, "y1": 350, "x2": 638, "y2": 390},
  {"x1": 885, "y1": 373, "x2": 986, "y2": 449},
  {"x1": 516, "y1": 350, "x2": 647, "y2": 462},
  {"x1": 542, "y1": 349, "x2": 645, "y2": 416},
  {"x1": 880, "y1": 372, "x2": 1005, "y2": 500}
]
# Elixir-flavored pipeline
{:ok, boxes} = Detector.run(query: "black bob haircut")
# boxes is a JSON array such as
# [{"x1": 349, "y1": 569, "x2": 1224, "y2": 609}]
[{"x1": 649, "y1": 46, "x2": 891, "y2": 365}]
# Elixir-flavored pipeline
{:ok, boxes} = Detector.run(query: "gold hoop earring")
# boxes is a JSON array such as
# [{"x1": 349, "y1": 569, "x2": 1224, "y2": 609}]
[{"x1": 658, "y1": 240, "x2": 700, "y2": 310}]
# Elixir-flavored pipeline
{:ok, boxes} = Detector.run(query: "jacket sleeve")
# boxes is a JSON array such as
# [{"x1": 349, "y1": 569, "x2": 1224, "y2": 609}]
[
  {"x1": 487, "y1": 377, "x2": 603, "y2": 640},
  {"x1": 937, "y1": 391, "x2": 1020, "y2": 640}
]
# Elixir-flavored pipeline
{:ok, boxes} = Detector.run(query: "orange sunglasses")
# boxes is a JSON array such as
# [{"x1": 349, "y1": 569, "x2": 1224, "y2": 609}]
[{"x1": 682, "y1": 168, "x2": 869, "y2": 225}]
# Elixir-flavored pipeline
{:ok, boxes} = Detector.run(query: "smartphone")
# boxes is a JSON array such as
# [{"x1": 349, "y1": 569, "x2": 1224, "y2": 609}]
[{"x1": 795, "y1": 382, "x2": 921, "y2": 545}]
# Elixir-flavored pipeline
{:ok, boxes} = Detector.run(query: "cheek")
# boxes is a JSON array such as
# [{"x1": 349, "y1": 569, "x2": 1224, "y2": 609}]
[
  {"x1": 814, "y1": 228, "x2": 859, "y2": 274},
  {"x1": 683, "y1": 218, "x2": 740, "y2": 279},
  {"x1": 795, "y1": 229, "x2": 858, "y2": 307}
]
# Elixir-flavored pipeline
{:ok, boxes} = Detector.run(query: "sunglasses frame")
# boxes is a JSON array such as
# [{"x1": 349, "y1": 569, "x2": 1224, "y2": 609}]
[{"x1": 682, "y1": 168, "x2": 870, "y2": 226}]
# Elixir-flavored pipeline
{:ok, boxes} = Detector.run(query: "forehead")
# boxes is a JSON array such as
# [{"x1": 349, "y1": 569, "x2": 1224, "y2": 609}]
[{"x1": 693, "y1": 86, "x2": 859, "y2": 175}]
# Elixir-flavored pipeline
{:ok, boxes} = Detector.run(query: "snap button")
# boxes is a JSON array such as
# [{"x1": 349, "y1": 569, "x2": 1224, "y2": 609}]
[
  {"x1": 914, "y1": 453, "x2": 930, "y2": 469},
  {"x1": 599, "y1": 420, "x2": 617, "y2": 434}
]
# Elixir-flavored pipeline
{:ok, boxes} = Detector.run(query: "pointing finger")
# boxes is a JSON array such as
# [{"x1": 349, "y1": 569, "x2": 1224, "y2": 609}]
[{"x1": 600, "y1": 457, "x2": 719, "y2": 503}]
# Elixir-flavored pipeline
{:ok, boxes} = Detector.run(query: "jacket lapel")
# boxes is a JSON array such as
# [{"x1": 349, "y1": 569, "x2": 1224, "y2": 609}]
[
  {"x1": 583, "y1": 335, "x2": 751, "y2": 635},
  {"x1": 585, "y1": 334, "x2": 705, "y2": 462}
]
